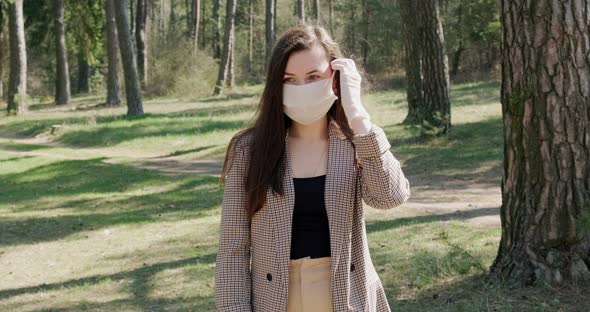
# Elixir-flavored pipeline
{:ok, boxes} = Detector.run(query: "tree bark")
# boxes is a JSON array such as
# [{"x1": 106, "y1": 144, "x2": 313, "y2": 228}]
[
  {"x1": 248, "y1": 0, "x2": 254, "y2": 74},
  {"x1": 185, "y1": 0, "x2": 191, "y2": 32},
  {"x1": 489, "y1": 0, "x2": 590, "y2": 288},
  {"x1": 227, "y1": 37, "x2": 234, "y2": 88},
  {"x1": 212, "y1": 0, "x2": 221, "y2": 59},
  {"x1": 361, "y1": 0, "x2": 369, "y2": 66},
  {"x1": 265, "y1": 0, "x2": 274, "y2": 64},
  {"x1": 7, "y1": 0, "x2": 26, "y2": 114},
  {"x1": 191, "y1": 0, "x2": 201, "y2": 53},
  {"x1": 105, "y1": 0, "x2": 121, "y2": 106},
  {"x1": 416, "y1": 0, "x2": 451, "y2": 134},
  {"x1": 400, "y1": 0, "x2": 423, "y2": 124},
  {"x1": 297, "y1": 0, "x2": 305, "y2": 22},
  {"x1": 449, "y1": 0, "x2": 464, "y2": 79},
  {"x1": 135, "y1": 0, "x2": 148, "y2": 89},
  {"x1": 54, "y1": 0, "x2": 71, "y2": 105},
  {"x1": 0, "y1": 5, "x2": 4, "y2": 102},
  {"x1": 200, "y1": 0, "x2": 206, "y2": 49},
  {"x1": 114, "y1": 0, "x2": 144, "y2": 115},
  {"x1": 77, "y1": 49, "x2": 89, "y2": 93},
  {"x1": 159, "y1": 0, "x2": 166, "y2": 44},
  {"x1": 312, "y1": 0, "x2": 319, "y2": 22},
  {"x1": 169, "y1": 0, "x2": 177, "y2": 35},
  {"x1": 213, "y1": 0, "x2": 237, "y2": 95}
]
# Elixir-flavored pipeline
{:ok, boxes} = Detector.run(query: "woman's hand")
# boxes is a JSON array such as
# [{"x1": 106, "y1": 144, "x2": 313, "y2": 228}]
[{"x1": 330, "y1": 58, "x2": 372, "y2": 135}]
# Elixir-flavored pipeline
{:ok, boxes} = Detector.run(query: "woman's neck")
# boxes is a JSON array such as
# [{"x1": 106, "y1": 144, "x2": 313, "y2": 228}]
[{"x1": 288, "y1": 116, "x2": 329, "y2": 143}]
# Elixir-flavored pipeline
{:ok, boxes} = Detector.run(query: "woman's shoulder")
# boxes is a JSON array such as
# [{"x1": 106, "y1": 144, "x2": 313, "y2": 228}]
[
  {"x1": 231, "y1": 128, "x2": 256, "y2": 152},
  {"x1": 226, "y1": 128, "x2": 257, "y2": 163}
]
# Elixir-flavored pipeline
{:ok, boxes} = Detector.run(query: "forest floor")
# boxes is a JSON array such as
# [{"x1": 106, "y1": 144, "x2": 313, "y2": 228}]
[{"x1": 1, "y1": 80, "x2": 587, "y2": 311}]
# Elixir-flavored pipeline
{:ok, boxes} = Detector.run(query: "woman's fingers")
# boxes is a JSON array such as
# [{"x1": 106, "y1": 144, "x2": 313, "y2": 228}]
[
  {"x1": 331, "y1": 58, "x2": 356, "y2": 70},
  {"x1": 331, "y1": 63, "x2": 345, "y2": 71}
]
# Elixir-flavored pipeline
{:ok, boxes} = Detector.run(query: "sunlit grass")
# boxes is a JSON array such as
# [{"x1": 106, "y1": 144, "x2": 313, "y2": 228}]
[{"x1": 1, "y1": 80, "x2": 585, "y2": 311}]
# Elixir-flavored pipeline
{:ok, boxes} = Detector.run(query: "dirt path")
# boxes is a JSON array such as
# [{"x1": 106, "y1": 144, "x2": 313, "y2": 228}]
[
  {"x1": 0, "y1": 132, "x2": 501, "y2": 227},
  {"x1": 0, "y1": 132, "x2": 224, "y2": 176}
]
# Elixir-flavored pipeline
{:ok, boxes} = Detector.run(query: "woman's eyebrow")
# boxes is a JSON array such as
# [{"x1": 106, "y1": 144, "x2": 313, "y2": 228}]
[{"x1": 284, "y1": 69, "x2": 320, "y2": 76}]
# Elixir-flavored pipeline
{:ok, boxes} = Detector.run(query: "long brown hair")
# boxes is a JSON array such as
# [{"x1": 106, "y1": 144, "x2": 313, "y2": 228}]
[{"x1": 220, "y1": 22, "x2": 360, "y2": 221}]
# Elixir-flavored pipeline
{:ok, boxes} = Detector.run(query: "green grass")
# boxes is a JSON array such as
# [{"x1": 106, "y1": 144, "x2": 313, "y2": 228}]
[{"x1": 1, "y1": 80, "x2": 587, "y2": 311}]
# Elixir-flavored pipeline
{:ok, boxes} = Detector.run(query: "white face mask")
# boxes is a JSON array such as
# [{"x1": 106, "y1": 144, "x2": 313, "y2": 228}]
[{"x1": 282, "y1": 71, "x2": 338, "y2": 125}]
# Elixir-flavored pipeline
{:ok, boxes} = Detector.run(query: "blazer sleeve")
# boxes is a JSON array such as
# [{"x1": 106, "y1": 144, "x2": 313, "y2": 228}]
[
  {"x1": 351, "y1": 122, "x2": 411, "y2": 209},
  {"x1": 214, "y1": 141, "x2": 253, "y2": 312}
]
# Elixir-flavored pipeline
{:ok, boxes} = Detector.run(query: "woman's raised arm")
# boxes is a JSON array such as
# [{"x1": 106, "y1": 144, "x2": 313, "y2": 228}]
[{"x1": 352, "y1": 123, "x2": 411, "y2": 209}]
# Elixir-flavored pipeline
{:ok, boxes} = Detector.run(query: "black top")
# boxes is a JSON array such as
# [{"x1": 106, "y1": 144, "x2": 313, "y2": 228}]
[{"x1": 290, "y1": 174, "x2": 331, "y2": 260}]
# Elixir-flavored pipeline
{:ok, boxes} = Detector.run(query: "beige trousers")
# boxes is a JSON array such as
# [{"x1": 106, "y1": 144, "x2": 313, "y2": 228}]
[{"x1": 286, "y1": 256, "x2": 333, "y2": 312}]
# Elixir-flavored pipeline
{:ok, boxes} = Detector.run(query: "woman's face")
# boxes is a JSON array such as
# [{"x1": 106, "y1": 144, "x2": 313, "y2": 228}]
[{"x1": 283, "y1": 44, "x2": 338, "y2": 95}]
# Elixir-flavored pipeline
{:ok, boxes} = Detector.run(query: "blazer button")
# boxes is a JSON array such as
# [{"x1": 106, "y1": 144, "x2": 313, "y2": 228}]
[
  {"x1": 267, "y1": 273, "x2": 272, "y2": 281},
  {"x1": 350, "y1": 263, "x2": 355, "y2": 272}
]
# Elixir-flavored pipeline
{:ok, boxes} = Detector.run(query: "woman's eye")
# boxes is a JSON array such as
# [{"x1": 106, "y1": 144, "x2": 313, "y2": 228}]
[
  {"x1": 283, "y1": 77, "x2": 294, "y2": 83},
  {"x1": 308, "y1": 75, "x2": 320, "y2": 80}
]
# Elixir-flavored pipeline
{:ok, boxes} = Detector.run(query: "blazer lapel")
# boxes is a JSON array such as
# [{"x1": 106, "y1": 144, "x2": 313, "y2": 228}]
[{"x1": 270, "y1": 116, "x2": 352, "y2": 282}]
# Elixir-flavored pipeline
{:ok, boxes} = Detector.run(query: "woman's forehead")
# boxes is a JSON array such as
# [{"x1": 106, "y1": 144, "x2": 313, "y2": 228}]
[{"x1": 285, "y1": 45, "x2": 330, "y2": 74}]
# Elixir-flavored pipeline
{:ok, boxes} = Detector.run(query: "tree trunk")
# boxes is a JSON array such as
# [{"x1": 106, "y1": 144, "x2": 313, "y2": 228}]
[
  {"x1": 400, "y1": 0, "x2": 423, "y2": 124},
  {"x1": 159, "y1": 0, "x2": 166, "y2": 44},
  {"x1": 227, "y1": 37, "x2": 234, "y2": 88},
  {"x1": 488, "y1": 0, "x2": 590, "y2": 288},
  {"x1": 185, "y1": 0, "x2": 191, "y2": 32},
  {"x1": 449, "y1": 0, "x2": 464, "y2": 79},
  {"x1": 361, "y1": 0, "x2": 369, "y2": 66},
  {"x1": 450, "y1": 40, "x2": 465, "y2": 79},
  {"x1": 297, "y1": 0, "x2": 305, "y2": 22},
  {"x1": 114, "y1": 0, "x2": 144, "y2": 115},
  {"x1": 312, "y1": 0, "x2": 319, "y2": 22},
  {"x1": 105, "y1": 0, "x2": 121, "y2": 106},
  {"x1": 200, "y1": 0, "x2": 206, "y2": 49},
  {"x1": 265, "y1": 0, "x2": 274, "y2": 64},
  {"x1": 416, "y1": 0, "x2": 451, "y2": 134},
  {"x1": 130, "y1": 0, "x2": 135, "y2": 39},
  {"x1": 54, "y1": 0, "x2": 71, "y2": 105},
  {"x1": 348, "y1": 3, "x2": 356, "y2": 55},
  {"x1": 0, "y1": 7, "x2": 4, "y2": 102},
  {"x1": 135, "y1": 0, "x2": 147, "y2": 89},
  {"x1": 171, "y1": 0, "x2": 178, "y2": 35},
  {"x1": 213, "y1": 0, "x2": 237, "y2": 95},
  {"x1": 248, "y1": 0, "x2": 253, "y2": 74},
  {"x1": 77, "y1": 49, "x2": 89, "y2": 93},
  {"x1": 7, "y1": 0, "x2": 26, "y2": 114},
  {"x1": 212, "y1": 0, "x2": 221, "y2": 59},
  {"x1": 191, "y1": 0, "x2": 200, "y2": 53}
]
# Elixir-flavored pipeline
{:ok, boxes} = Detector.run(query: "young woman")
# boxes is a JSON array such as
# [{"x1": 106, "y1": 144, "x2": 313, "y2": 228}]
[{"x1": 215, "y1": 23, "x2": 411, "y2": 312}]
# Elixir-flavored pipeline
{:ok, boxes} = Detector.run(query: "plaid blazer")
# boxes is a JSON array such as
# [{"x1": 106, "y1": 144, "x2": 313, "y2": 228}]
[{"x1": 215, "y1": 116, "x2": 411, "y2": 312}]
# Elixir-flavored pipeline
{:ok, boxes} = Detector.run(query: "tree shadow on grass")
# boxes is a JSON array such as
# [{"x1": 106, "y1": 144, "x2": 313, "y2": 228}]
[
  {"x1": 370, "y1": 239, "x2": 588, "y2": 311},
  {"x1": 365, "y1": 206, "x2": 499, "y2": 235},
  {"x1": 197, "y1": 91, "x2": 259, "y2": 103},
  {"x1": 0, "y1": 102, "x2": 255, "y2": 149},
  {"x1": 450, "y1": 80, "x2": 501, "y2": 107},
  {"x1": 0, "y1": 142, "x2": 54, "y2": 152},
  {"x1": 384, "y1": 116, "x2": 503, "y2": 183},
  {"x1": 56, "y1": 118, "x2": 245, "y2": 148},
  {"x1": 0, "y1": 157, "x2": 224, "y2": 247},
  {"x1": 390, "y1": 272, "x2": 588, "y2": 312},
  {"x1": 0, "y1": 252, "x2": 217, "y2": 311},
  {"x1": 0, "y1": 155, "x2": 34, "y2": 162}
]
